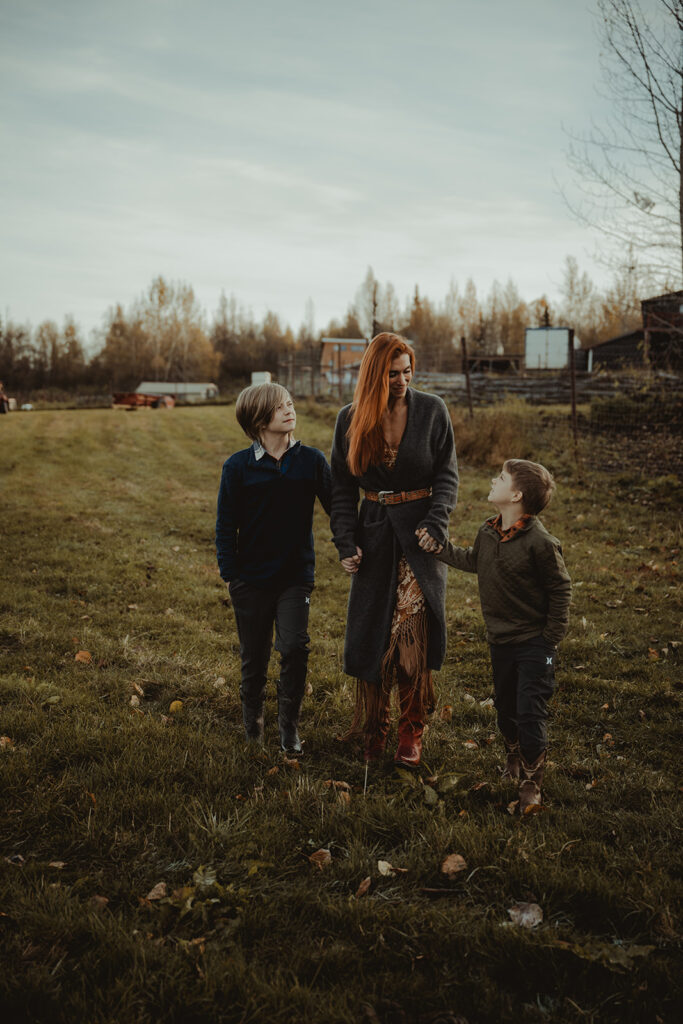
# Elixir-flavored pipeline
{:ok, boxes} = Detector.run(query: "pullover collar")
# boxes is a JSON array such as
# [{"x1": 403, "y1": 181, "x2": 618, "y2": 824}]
[{"x1": 253, "y1": 437, "x2": 297, "y2": 462}]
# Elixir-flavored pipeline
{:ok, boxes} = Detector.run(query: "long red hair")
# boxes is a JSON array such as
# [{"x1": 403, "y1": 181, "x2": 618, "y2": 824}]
[{"x1": 346, "y1": 332, "x2": 415, "y2": 476}]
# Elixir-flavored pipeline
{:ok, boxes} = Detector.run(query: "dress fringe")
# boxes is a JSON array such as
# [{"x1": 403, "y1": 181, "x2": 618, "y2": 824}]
[{"x1": 341, "y1": 607, "x2": 434, "y2": 743}]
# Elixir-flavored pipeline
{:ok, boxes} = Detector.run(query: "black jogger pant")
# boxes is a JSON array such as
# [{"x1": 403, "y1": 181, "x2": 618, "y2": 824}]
[
  {"x1": 489, "y1": 635, "x2": 557, "y2": 763},
  {"x1": 228, "y1": 579, "x2": 312, "y2": 714}
]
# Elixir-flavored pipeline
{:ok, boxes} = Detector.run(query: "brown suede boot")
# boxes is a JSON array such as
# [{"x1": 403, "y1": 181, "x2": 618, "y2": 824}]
[
  {"x1": 394, "y1": 678, "x2": 424, "y2": 768},
  {"x1": 519, "y1": 750, "x2": 546, "y2": 812},
  {"x1": 501, "y1": 737, "x2": 521, "y2": 780},
  {"x1": 364, "y1": 689, "x2": 392, "y2": 762}
]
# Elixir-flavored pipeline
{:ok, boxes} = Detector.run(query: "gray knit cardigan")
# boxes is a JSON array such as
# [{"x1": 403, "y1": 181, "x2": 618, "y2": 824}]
[{"x1": 330, "y1": 388, "x2": 458, "y2": 684}]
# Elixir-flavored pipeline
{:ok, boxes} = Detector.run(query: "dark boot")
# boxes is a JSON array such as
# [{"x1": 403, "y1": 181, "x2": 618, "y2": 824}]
[
  {"x1": 364, "y1": 687, "x2": 392, "y2": 762},
  {"x1": 394, "y1": 678, "x2": 424, "y2": 768},
  {"x1": 277, "y1": 651, "x2": 308, "y2": 755},
  {"x1": 501, "y1": 737, "x2": 521, "y2": 780},
  {"x1": 519, "y1": 750, "x2": 546, "y2": 812},
  {"x1": 241, "y1": 701, "x2": 265, "y2": 745}
]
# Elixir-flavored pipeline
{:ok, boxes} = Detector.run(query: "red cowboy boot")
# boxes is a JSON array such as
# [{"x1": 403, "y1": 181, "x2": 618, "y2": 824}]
[{"x1": 394, "y1": 679, "x2": 424, "y2": 768}]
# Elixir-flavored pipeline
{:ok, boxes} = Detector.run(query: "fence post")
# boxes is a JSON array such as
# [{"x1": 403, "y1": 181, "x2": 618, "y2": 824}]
[
  {"x1": 461, "y1": 337, "x2": 474, "y2": 419},
  {"x1": 568, "y1": 328, "x2": 579, "y2": 464}
]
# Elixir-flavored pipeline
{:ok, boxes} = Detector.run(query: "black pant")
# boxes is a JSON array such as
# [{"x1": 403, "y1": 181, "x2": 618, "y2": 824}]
[
  {"x1": 490, "y1": 636, "x2": 556, "y2": 763},
  {"x1": 228, "y1": 579, "x2": 312, "y2": 712}
]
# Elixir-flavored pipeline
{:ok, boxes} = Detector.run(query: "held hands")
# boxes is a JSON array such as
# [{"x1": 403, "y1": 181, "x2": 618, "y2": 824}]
[
  {"x1": 415, "y1": 527, "x2": 443, "y2": 554},
  {"x1": 341, "y1": 546, "x2": 363, "y2": 575}
]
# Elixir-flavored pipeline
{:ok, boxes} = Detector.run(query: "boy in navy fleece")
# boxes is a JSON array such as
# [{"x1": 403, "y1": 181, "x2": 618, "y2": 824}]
[{"x1": 216, "y1": 383, "x2": 331, "y2": 753}]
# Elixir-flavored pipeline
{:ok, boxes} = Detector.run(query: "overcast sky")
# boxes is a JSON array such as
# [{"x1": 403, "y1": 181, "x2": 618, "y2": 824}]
[{"x1": 0, "y1": 0, "x2": 640, "y2": 341}]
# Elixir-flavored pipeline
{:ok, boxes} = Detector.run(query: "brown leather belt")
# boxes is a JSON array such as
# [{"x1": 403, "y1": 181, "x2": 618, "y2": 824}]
[{"x1": 364, "y1": 487, "x2": 432, "y2": 506}]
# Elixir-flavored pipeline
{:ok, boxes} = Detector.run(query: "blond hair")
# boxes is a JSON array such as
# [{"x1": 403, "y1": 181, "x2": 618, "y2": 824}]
[
  {"x1": 235, "y1": 383, "x2": 291, "y2": 441},
  {"x1": 504, "y1": 458, "x2": 556, "y2": 515}
]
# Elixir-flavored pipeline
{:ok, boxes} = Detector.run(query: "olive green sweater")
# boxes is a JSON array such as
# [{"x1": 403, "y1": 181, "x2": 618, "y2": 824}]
[{"x1": 436, "y1": 515, "x2": 571, "y2": 646}]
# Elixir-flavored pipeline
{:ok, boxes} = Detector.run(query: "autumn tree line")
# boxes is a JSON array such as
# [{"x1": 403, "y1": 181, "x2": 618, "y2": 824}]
[{"x1": 0, "y1": 259, "x2": 649, "y2": 395}]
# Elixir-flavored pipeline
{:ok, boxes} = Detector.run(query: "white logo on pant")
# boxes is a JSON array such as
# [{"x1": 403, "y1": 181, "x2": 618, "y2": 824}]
[
  {"x1": 546, "y1": 656, "x2": 553, "y2": 665},
  {"x1": 305, "y1": 597, "x2": 310, "y2": 604}
]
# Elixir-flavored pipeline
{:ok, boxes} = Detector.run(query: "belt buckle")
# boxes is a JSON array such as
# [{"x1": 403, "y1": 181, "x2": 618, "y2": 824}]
[{"x1": 377, "y1": 490, "x2": 392, "y2": 505}]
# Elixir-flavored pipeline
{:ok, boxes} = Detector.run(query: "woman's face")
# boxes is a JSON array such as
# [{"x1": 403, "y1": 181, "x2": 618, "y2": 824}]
[{"x1": 388, "y1": 353, "x2": 412, "y2": 400}]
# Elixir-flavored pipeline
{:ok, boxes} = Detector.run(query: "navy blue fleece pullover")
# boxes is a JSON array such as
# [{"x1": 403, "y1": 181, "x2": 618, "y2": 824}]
[{"x1": 215, "y1": 441, "x2": 331, "y2": 587}]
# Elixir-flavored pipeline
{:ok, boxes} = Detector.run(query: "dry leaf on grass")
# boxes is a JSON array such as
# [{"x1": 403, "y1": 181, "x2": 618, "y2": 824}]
[
  {"x1": 337, "y1": 790, "x2": 351, "y2": 807},
  {"x1": 324, "y1": 779, "x2": 351, "y2": 791},
  {"x1": 463, "y1": 740, "x2": 478, "y2": 750},
  {"x1": 440, "y1": 705, "x2": 453, "y2": 721},
  {"x1": 133, "y1": 682, "x2": 145, "y2": 697},
  {"x1": 75, "y1": 650, "x2": 92, "y2": 664},
  {"x1": 169, "y1": 700, "x2": 183, "y2": 713},
  {"x1": 355, "y1": 876, "x2": 372, "y2": 898},
  {"x1": 308, "y1": 848, "x2": 332, "y2": 870},
  {"x1": 129, "y1": 694, "x2": 141, "y2": 707},
  {"x1": 507, "y1": 902, "x2": 543, "y2": 928},
  {"x1": 266, "y1": 766, "x2": 279, "y2": 776},
  {"x1": 507, "y1": 800, "x2": 520, "y2": 815},
  {"x1": 146, "y1": 881, "x2": 168, "y2": 901},
  {"x1": 48, "y1": 861, "x2": 66, "y2": 869},
  {"x1": 378, "y1": 860, "x2": 408, "y2": 876},
  {"x1": 0, "y1": 736, "x2": 14, "y2": 750},
  {"x1": 441, "y1": 854, "x2": 467, "y2": 878}
]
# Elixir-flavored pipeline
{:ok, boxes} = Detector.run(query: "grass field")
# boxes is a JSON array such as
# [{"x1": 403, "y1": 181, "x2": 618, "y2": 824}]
[{"x1": 0, "y1": 402, "x2": 681, "y2": 1024}]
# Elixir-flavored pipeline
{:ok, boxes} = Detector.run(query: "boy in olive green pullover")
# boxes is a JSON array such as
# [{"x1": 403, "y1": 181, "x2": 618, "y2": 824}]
[{"x1": 423, "y1": 458, "x2": 571, "y2": 812}]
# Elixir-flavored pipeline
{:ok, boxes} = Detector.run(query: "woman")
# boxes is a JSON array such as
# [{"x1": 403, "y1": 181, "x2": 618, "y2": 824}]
[{"x1": 331, "y1": 333, "x2": 458, "y2": 767}]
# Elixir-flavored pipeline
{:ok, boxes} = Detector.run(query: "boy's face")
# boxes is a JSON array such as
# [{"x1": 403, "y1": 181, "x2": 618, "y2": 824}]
[
  {"x1": 488, "y1": 467, "x2": 522, "y2": 508},
  {"x1": 266, "y1": 395, "x2": 296, "y2": 435}
]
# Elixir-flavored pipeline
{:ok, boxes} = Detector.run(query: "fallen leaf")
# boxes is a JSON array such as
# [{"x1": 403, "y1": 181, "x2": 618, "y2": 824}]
[
  {"x1": 355, "y1": 876, "x2": 372, "y2": 898},
  {"x1": 638, "y1": 710, "x2": 646, "y2": 721},
  {"x1": 169, "y1": 700, "x2": 183, "y2": 713},
  {"x1": 377, "y1": 860, "x2": 407, "y2": 876},
  {"x1": 479, "y1": 697, "x2": 494, "y2": 708},
  {"x1": 0, "y1": 736, "x2": 14, "y2": 750},
  {"x1": 48, "y1": 861, "x2": 66, "y2": 869},
  {"x1": 266, "y1": 766, "x2": 279, "y2": 776},
  {"x1": 601, "y1": 702, "x2": 610, "y2": 710},
  {"x1": 324, "y1": 779, "x2": 351, "y2": 791},
  {"x1": 463, "y1": 693, "x2": 476, "y2": 704},
  {"x1": 283, "y1": 756, "x2": 300, "y2": 769},
  {"x1": 133, "y1": 682, "x2": 145, "y2": 697},
  {"x1": 213, "y1": 676, "x2": 226, "y2": 689},
  {"x1": 423, "y1": 785, "x2": 439, "y2": 806},
  {"x1": 463, "y1": 740, "x2": 479, "y2": 750},
  {"x1": 522, "y1": 803, "x2": 546, "y2": 816},
  {"x1": 337, "y1": 790, "x2": 351, "y2": 807},
  {"x1": 146, "y1": 881, "x2": 167, "y2": 901},
  {"x1": 305, "y1": 682, "x2": 313, "y2": 696},
  {"x1": 440, "y1": 705, "x2": 453, "y2": 721},
  {"x1": 507, "y1": 799, "x2": 519, "y2": 815},
  {"x1": 648, "y1": 647, "x2": 659, "y2": 660},
  {"x1": 129, "y1": 694, "x2": 141, "y2": 707},
  {"x1": 441, "y1": 854, "x2": 467, "y2": 878},
  {"x1": 507, "y1": 902, "x2": 543, "y2": 928},
  {"x1": 75, "y1": 650, "x2": 92, "y2": 664},
  {"x1": 309, "y1": 848, "x2": 332, "y2": 870}
]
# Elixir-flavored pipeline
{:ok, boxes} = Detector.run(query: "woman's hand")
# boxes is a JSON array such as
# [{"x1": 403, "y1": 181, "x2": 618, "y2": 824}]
[
  {"x1": 341, "y1": 546, "x2": 363, "y2": 574},
  {"x1": 415, "y1": 527, "x2": 443, "y2": 555}
]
